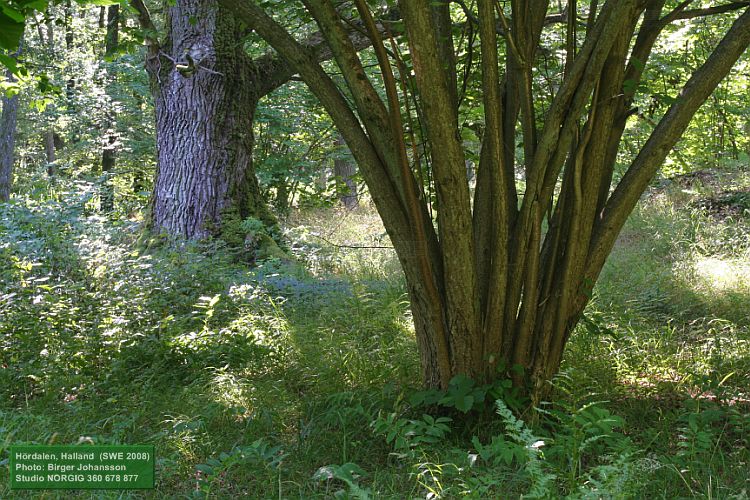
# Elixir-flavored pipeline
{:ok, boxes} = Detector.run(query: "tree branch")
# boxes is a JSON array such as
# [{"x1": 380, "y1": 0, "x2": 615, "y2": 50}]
[
  {"x1": 453, "y1": 0, "x2": 575, "y2": 34},
  {"x1": 474, "y1": 0, "x2": 510, "y2": 377},
  {"x1": 128, "y1": 0, "x2": 159, "y2": 52},
  {"x1": 588, "y1": 6, "x2": 750, "y2": 289},
  {"x1": 309, "y1": 232, "x2": 394, "y2": 250},
  {"x1": 665, "y1": 1, "x2": 750, "y2": 23},
  {"x1": 253, "y1": 7, "x2": 400, "y2": 98}
]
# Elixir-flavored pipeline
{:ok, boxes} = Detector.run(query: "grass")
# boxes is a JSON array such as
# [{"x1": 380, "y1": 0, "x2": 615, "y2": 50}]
[{"x1": 0, "y1": 167, "x2": 749, "y2": 498}]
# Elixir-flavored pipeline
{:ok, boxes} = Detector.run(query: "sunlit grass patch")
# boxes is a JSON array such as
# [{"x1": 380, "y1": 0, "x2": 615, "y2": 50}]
[
  {"x1": 283, "y1": 202, "x2": 402, "y2": 281},
  {"x1": 564, "y1": 166, "x2": 750, "y2": 497},
  {"x1": 689, "y1": 256, "x2": 750, "y2": 293}
]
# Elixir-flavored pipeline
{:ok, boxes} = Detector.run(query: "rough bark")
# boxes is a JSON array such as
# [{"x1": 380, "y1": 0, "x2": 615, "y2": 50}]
[
  {"x1": 0, "y1": 64, "x2": 21, "y2": 202},
  {"x1": 144, "y1": 0, "x2": 269, "y2": 238}
]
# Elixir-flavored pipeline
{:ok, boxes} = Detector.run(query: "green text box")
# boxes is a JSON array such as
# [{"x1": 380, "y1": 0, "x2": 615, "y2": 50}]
[{"x1": 9, "y1": 445, "x2": 154, "y2": 489}]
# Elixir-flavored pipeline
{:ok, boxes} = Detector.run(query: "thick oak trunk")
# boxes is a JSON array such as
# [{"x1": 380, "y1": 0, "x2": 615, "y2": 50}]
[
  {"x1": 146, "y1": 0, "x2": 268, "y2": 238},
  {"x1": 129, "y1": 0, "x2": 382, "y2": 241}
]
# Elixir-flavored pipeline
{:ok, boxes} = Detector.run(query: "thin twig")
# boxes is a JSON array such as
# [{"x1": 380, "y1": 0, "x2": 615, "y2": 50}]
[{"x1": 309, "y1": 232, "x2": 394, "y2": 250}]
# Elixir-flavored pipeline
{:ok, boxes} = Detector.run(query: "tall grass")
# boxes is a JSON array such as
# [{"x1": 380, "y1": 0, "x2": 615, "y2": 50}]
[{"x1": 1, "y1": 170, "x2": 748, "y2": 498}]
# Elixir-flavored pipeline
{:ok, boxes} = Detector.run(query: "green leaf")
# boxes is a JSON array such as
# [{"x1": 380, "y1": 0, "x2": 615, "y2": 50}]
[
  {"x1": 1, "y1": 4, "x2": 24, "y2": 22},
  {"x1": 0, "y1": 52, "x2": 17, "y2": 73},
  {"x1": 339, "y1": 462, "x2": 366, "y2": 478},
  {"x1": 501, "y1": 447, "x2": 513, "y2": 465},
  {"x1": 688, "y1": 413, "x2": 698, "y2": 433},
  {"x1": 456, "y1": 394, "x2": 474, "y2": 413},
  {"x1": 449, "y1": 374, "x2": 474, "y2": 393},
  {"x1": 0, "y1": 12, "x2": 24, "y2": 50},
  {"x1": 195, "y1": 463, "x2": 214, "y2": 475},
  {"x1": 19, "y1": 0, "x2": 47, "y2": 10},
  {"x1": 409, "y1": 388, "x2": 442, "y2": 406},
  {"x1": 386, "y1": 427, "x2": 398, "y2": 444},
  {"x1": 623, "y1": 79, "x2": 638, "y2": 95},
  {"x1": 656, "y1": 93, "x2": 681, "y2": 106}
]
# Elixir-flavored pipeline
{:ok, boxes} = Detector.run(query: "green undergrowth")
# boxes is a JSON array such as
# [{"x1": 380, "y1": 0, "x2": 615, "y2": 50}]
[{"x1": 1, "y1": 171, "x2": 749, "y2": 498}]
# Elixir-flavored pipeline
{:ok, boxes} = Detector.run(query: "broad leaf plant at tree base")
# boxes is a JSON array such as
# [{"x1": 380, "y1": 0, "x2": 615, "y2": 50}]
[{"x1": 222, "y1": 0, "x2": 750, "y2": 404}]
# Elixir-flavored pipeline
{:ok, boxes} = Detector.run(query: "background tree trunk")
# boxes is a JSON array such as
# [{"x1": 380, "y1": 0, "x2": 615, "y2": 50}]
[
  {"x1": 63, "y1": 0, "x2": 75, "y2": 106},
  {"x1": 333, "y1": 133, "x2": 358, "y2": 209},
  {"x1": 40, "y1": 8, "x2": 57, "y2": 178},
  {"x1": 44, "y1": 129, "x2": 55, "y2": 177},
  {"x1": 100, "y1": 4, "x2": 119, "y2": 213},
  {"x1": 0, "y1": 64, "x2": 21, "y2": 202}
]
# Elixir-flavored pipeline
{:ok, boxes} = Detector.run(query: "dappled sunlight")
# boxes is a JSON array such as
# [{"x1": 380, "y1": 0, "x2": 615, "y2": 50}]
[
  {"x1": 2, "y1": 0, "x2": 750, "y2": 494},
  {"x1": 206, "y1": 368, "x2": 258, "y2": 420},
  {"x1": 283, "y1": 204, "x2": 402, "y2": 280},
  {"x1": 691, "y1": 256, "x2": 750, "y2": 293}
]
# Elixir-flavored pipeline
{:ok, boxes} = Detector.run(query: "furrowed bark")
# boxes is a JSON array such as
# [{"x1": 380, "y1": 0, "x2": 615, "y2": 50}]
[
  {"x1": 146, "y1": 0, "x2": 267, "y2": 239},
  {"x1": 0, "y1": 52, "x2": 21, "y2": 202},
  {"x1": 132, "y1": 0, "x2": 399, "y2": 240}
]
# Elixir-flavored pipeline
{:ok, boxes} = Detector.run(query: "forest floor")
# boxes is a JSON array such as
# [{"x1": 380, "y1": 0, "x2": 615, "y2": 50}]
[{"x1": 1, "y1": 163, "x2": 749, "y2": 498}]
